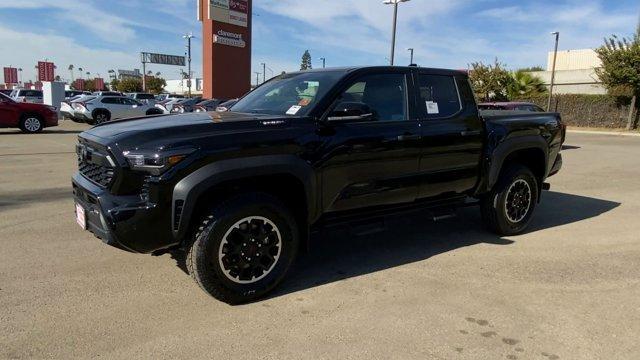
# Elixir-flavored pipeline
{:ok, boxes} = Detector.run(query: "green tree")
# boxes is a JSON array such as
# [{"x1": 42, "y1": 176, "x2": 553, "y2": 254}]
[
  {"x1": 595, "y1": 23, "x2": 640, "y2": 129},
  {"x1": 146, "y1": 77, "x2": 167, "y2": 94},
  {"x1": 507, "y1": 70, "x2": 547, "y2": 99},
  {"x1": 84, "y1": 79, "x2": 97, "y2": 92},
  {"x1": 109, "y1": 78, "x2": 120, "y2": 91},
  {"x1": 469, "y1": 59, "x2": 514, "y2": 102},
  {"x1": 300, "y1": 50, "x2": 312, "y2": 70},
  {"x1": 518, "y1": 66, "x2": 545, "y2": 72},
  {"x1": 116, "y1": 77, "x2": 143, "y2": 93}
]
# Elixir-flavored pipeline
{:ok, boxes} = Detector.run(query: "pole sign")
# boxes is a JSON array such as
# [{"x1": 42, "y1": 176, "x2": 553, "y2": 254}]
[
  {"x1": 140, "y1": 52, "x2": 186, "y2": 66},
  {"x1": 3, "y1": 67, "x2": 18, "y2": 84},
  {"x1": 37, "y1": 61, "x2": 55, "y2": 82},
  {"x1": 94, "y1": 78, "x2": 105, "y2": 91},
  {"x1": 74, "y1": 79, "x2": 84, "y2": 90},
  {"x1": 209, "y1": 0, "x2": 248, "y2": 27}
]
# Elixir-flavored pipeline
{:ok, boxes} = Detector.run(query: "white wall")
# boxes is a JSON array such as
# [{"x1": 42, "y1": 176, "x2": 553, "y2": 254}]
[
  {"x1": 164, "y1": 79, "x2": 203, "y2": 95},
  {"x1": 547, "y1": 49, "x2": 602, "y2": 71},
  {"x1": 529, "y1": 69, "x2": 606, "y2": 95}
]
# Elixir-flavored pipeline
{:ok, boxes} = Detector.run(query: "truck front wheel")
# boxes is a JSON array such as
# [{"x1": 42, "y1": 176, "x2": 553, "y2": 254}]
[
  {"x1": 480, "y1": 164, "x2": 538, "y2": 236},
  {"x1": 186, "y1": 193, "x2": 299, "y2": 304}
]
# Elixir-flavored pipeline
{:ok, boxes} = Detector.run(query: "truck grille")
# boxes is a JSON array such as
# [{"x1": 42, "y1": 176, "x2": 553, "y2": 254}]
[{"x1": 77, "y1": 143, "x2": 115, "y2": 188}]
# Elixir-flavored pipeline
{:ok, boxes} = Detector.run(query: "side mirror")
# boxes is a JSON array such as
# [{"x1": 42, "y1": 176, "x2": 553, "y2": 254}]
[{"x1": 327, "y1": 102, "x2": 374, "y2": 122}]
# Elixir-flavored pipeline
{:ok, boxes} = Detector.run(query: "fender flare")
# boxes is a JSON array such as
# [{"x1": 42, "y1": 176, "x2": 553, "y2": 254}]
[
  {"x1": 172, "y1": 155, "x2": 317, "y2": 240},
  {"x1": 481, "y1": 135, "x2": 549, "y2": 194}
]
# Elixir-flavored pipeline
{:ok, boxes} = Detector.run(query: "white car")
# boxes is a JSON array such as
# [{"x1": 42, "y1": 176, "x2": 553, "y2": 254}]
[
  {"x1": 60, "y1": 95, "x2": 94, "y2": 121},
  {"x1": 72, "y1": 96, "x2": 163, "y2": 124},
  {"x1": 10, "y1": 89, "x2": 43, "y2": 104},
  {"x1": 155, "y1": 95, "x2": 186, "y2": 114}
]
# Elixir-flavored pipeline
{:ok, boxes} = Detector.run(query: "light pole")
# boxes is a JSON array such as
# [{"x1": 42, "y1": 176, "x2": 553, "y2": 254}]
[
  {"x1": 407, "y1": 48, "x2": 414, "y2": 65},
  {"x1": 254, "y1": 72, "x2": 261, "y2": 87},
  {"x1": 183, "y1": 32, "x2": 194, "y2": 97},
  {"x1": 261, "y1": 62, "x2": 266, "y2": 83},
  {"x1": 547, "y1": 31, "x2": 560, "y2": 111},
  {"x1": 383, "y1": 0, "x2": 410, "y2": 66},
  {"x1": 320, "y1": 57, "x2": 326, "y2": 68}
]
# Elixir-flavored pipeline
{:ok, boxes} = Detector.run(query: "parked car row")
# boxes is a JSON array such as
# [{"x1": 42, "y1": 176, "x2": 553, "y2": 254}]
[
  {"x1": 61, "y1": 95, "x2": 163, "y2": 125},
  {"x1": 154, "y1": 97, "x2": 238, "y2": 114}
]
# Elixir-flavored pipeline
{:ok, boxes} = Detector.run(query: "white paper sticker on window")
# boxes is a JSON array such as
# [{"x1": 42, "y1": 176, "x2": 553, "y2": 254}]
[
  {"x1": 286, "y1": 105, "x2": 302, "y2": 115},
  {"x1": 426, "y1": 101, "x2": 439, "y2": 114}
]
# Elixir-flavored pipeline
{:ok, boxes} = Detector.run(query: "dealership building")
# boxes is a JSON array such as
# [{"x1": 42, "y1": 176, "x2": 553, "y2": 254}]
[{"x1": 530, "y1": 49, "x2": 606, "y2": 95}]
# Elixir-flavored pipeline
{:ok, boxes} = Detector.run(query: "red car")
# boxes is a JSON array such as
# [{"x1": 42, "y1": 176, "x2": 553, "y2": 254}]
[
  {"x1": 0, "y1": 92, "x2": 58, "y2": 133},
  {"x1": 478, "y1": 101, "x2": 546, "y2": 112}
]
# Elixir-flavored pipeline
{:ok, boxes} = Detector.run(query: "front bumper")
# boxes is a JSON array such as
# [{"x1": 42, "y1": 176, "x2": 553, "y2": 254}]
[
  {"x1": 548, "y1": 153, "x2": 563, "y2": 177},
  {"x1": 72, "y1": 172, "x2": 177, "y2": 253}
]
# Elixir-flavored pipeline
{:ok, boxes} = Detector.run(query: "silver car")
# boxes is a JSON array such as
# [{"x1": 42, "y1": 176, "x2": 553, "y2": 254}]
[{"x1": 72, "y1": 96, "x2": 163, "y2": 124}]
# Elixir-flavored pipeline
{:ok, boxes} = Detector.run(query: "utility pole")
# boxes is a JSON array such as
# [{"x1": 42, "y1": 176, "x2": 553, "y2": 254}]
[
  {"x1": 383, "y1": 0, "x2": 410, "y2": 66},
  {"x1": 547, "y1": 31, "x2": 560, "y2": 112},
  {"x1": 320, "y1": 57, "x2": 326, "y2": 68},
  {"x1": 407, "y1": 48, "x2": 414, "y2": 64},
  {"x1": 261, "y1": 62, "x2": 266, "y2": 83},
  {"x1": 183, "y1": 32, "x2": 194, "y2": 97},
  {"x1": 254, "y1": 72, "x2": 261, "y2": 87}
]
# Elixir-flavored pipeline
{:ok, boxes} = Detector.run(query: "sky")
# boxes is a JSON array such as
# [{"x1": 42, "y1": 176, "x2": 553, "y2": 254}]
[{"x1": 0, "y1": 0, "x2": 638, "y2": 83}]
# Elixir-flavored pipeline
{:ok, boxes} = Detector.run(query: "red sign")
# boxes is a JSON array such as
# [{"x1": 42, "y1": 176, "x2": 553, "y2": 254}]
[
  {"x1": 23, "y1": 81, "x2": 33, "y2": 89},
  {"x1": 3, "y1": 67, "x2": 18, "y2": 84},
  {"x1": 230, "y1": 0, "x2": 248, "y2": 13},
  {"x1": 94, "y1": 78, "x2": 105, "y2": 91},
  {"x1": 73, "y1": 79, "x2": 85, "y2": 90},
  {"x1": 34, "y1": 81, "x2": 43, "y2": 90},
  {"x1": 37, "y1": 61, "x2": 55, "y2": 82}
]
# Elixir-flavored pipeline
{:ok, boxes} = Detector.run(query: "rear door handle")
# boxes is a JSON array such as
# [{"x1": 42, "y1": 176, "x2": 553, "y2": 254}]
[
  {"x1": 397, "y1": 134, "x2": 420, "y2": 141},
  {"x1": 460, "y1": 130, "x2": 481, "y2": 136}
]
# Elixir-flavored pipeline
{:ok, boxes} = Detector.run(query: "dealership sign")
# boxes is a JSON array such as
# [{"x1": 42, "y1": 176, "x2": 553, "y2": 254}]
[
  {"x1": 37, "y1": 61, "x2": 55, "y2": 82},
  {"x1": 213, "y1": 30, "x2": 246, "y2": 48},
  {"x1": 209, "y1": 0, "x2": 248, "y2": 27},
  {"x1": 140, "y1": 52, "x2": 186, "y2": 66},
  {"x1": 3, "y1": 67, "x2": 18, "y2": 84},
  {"x1": 94, "y1": 78, "x2": 105, "y2": 91}
]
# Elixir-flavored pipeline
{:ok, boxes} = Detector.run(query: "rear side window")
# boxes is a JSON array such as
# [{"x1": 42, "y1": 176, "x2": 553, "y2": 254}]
[
  {"x1": 24, "y1": 90, "x2": 42, "y2": 97},
  {"x1": 101, "y1": 97, "x2": 119, "y2": 104},
  {"x1": 418, "y1": 74, "x2": 461, "y2": 118}
]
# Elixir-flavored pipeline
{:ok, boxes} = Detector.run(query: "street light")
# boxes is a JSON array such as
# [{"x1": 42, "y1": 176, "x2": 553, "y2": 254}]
[
  {"x1": 320, "y1": 57, "x2": 326, "y2": 68},
  {"x1": 183, "y1": 32, "x2": 194, "y2": 97},
  {"x1": 547, "y1": 31, "x2": 560, "y2": 111},
  {"x1": 261, "y1": 62, "x2": 266, "y2": 83},
  {"x1": 383, "y1": 0, "x2": 410, "y2": 66},
  {"x1": 407, "y1": 48, "x2": 414, "y2": 65}
]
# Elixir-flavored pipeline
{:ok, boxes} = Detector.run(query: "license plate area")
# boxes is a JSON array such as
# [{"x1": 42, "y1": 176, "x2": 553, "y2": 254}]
[{"x1": 75, "y1": 203, "x2": 86, "y2": 230}]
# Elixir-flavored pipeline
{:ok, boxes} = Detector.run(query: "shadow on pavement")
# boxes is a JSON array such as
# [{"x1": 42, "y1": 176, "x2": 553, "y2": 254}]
[
  {"x1": 0, "y1": 187, "x2": 72, "y2": 213},
  {"x1": 169, "y1": 191, "x2": 620, "y2": 300}
]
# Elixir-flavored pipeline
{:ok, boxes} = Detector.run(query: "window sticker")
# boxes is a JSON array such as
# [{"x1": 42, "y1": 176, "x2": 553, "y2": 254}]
[
  {"x1": 426, "y1": 101, "x2": 439, "y2": 114},
  {"x1": 298, "y1": 98, "x2": 311, "y2": 106},
  {"x1": 286, "y1": 105, "x2": 302, "y2": 115}
]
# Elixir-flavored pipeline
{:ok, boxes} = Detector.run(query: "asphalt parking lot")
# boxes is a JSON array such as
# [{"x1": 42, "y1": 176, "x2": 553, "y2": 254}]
[{"x1": 1, "y1": 121, "x2": 639, "y2": 359}]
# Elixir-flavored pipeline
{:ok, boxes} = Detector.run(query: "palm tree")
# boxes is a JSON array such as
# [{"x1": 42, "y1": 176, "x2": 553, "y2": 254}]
[
  {"x1": 507, "y1": 70, "x2": 547, "y2": 99},
  {"x1": 68, "y1": 64, "x2": 75, "y2": 82}
]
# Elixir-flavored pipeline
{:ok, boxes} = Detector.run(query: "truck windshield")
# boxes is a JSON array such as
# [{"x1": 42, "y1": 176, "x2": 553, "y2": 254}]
[{"x1": 231, "y1": 71, "x2": 345, "y2": 116}]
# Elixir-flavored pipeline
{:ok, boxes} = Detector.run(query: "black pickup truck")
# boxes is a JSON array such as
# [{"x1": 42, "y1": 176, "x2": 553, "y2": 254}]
[{"x1": 72, "y1": 66, "x2": 564, "y2": 303}]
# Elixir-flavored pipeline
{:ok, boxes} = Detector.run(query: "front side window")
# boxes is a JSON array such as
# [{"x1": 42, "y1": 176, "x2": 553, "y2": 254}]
[
  {"x1": 418, "y1": 74, "x2": 461, "y2": 118},
  {"x1": 336, "y1": 73, "x2": 407, "y2": 121},
  {"x1": 231, "y1": 71, "x2": 345, "y2": 116}
]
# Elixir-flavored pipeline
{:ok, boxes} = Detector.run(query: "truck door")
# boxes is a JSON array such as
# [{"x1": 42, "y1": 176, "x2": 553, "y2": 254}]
[
  {"x1": 416, "y1": 72, "x2": 483, "y2": 199},
  {"x1": 318, "y1": 69, "x2": 422, "y2": 212}
]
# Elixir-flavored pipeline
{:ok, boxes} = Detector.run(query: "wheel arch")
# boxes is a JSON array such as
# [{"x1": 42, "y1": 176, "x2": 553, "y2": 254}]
[
  {"x1": 480, "y1": 135, "x2": 549, "y2": 195},
  {"x1": 172, "y1": 155, "x2": 317, "y2": 247}
]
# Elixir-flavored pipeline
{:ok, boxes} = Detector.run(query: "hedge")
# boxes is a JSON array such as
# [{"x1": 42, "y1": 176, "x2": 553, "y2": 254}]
[{"x1": 515, "y1": 94, "x2": 638, "y2": 128}]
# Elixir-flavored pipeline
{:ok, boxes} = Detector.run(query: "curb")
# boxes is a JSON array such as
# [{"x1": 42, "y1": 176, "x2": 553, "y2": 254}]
[{"x1": 567, "y1": 130, "x2": 640, "y2": 137}]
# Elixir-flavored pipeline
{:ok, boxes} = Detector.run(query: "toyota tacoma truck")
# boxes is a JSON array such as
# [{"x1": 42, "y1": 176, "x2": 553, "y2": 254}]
[{"x1": 72, "y1": 66, "x2": 564, "y2": 303}]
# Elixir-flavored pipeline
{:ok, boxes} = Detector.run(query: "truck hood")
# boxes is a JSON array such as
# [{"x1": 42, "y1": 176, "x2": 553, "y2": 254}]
[{"x1": 81, "y1": 111, "x2": 293, "y2": 148}]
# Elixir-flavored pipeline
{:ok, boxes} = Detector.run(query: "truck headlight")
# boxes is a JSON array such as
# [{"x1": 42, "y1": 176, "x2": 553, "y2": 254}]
[{"x1": 123, "y1": 148, "x2": 195, "y2": 175}]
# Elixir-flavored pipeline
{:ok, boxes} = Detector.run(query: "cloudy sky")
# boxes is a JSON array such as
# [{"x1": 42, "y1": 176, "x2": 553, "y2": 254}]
[{"x1": 0, "y1": 0, "x2": 638, "y2": 83}]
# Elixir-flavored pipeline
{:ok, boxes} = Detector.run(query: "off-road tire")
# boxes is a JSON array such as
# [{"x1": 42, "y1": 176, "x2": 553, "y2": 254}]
[
  {"x1": 480, "y1": 164, "x2": 538, "y2": 236},
  {"x1": 186, "y1": 193, "x2": 299, "y2": 304}
]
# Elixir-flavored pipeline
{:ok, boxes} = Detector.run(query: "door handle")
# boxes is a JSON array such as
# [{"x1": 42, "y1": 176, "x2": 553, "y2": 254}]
[
  {"x1": 460, "y1": 130, "x2": 481, "y2": 136},
  {"x1": 397, "y1": 134, "x2": 420, "y2": 141}
]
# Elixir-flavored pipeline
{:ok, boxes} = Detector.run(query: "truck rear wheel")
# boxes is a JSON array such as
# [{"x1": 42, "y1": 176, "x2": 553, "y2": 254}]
[
  {"x1": 480, "y1": 164, "x2": 538, "y2": 236},
  {"x1": 186, "y1": 193, "x2": 299, "y2": 304}
]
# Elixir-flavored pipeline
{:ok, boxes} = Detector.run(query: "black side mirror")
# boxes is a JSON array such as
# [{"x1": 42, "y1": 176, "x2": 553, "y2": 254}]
[{"x1": 327, "y1": 102, "x2": 374, "y2": 122}]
